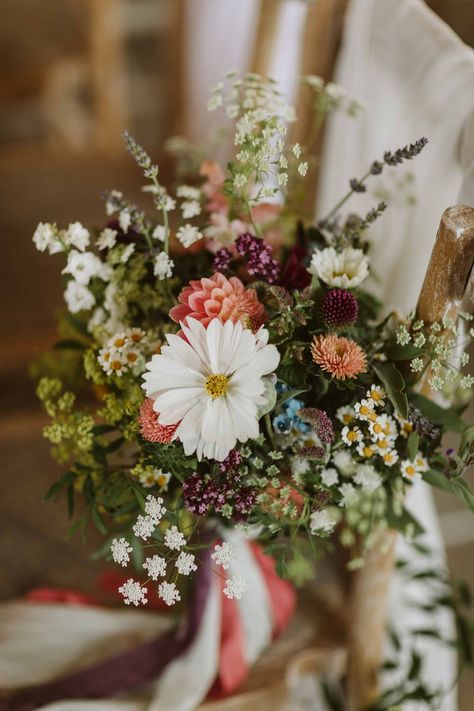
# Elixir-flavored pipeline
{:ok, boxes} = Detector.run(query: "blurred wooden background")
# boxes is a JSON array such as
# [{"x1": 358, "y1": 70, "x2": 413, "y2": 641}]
[{"x1": 1, "y1": 0, "x2": 473, "y2": 705}]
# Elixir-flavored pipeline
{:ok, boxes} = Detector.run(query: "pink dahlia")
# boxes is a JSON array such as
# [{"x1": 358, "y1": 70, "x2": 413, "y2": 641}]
[
  {"x1": 169, "y1": 273, "x2": 266, "y2": 331},
  {"x1": 311, "y1": 334, "x2": 367, "y2": 380},
  {"x1": 138, "y1": 398, "x2": 178, "y2": 443}
]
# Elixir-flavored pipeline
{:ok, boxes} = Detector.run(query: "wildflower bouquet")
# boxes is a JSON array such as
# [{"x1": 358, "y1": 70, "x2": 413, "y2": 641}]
[{"x1": 33, "y1": 75, "x2": 474, "y2": 627}]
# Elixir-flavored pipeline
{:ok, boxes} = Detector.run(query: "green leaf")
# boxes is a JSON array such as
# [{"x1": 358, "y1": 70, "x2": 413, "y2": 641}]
[
  {"x1": 44, "y1": 471, "x2": 75, "y2": 501},
  {"x1": 409, "y1": 393, "x2": 465, "y2": 433},
  {"x1": 92, "y1": 424, "x2": 117, "y2": 436},
  {"x1": 67, "y1": 482, "x2": 75, "y2": 519},
  {"x1": 276, "y1": 387, "x2": 310, "y2": 408},
  {"x1": 91, "y1": 506, "x2": 108, "y2": 535},
  {"x1": 424, "y1": 469, "x2": 474, "y2": 513},
  {"x1": 372, "y1": 362, "x2": 408, "y2": 419},
  {"x1": 407, "y1": 431, "x2": 420, "y2": 461},
  {"x1": 386, "y1": 342, "x2": 424, "y2": 361},
  {"x1": 386, "y1": 504, "x2": 424, "y2": 537}
]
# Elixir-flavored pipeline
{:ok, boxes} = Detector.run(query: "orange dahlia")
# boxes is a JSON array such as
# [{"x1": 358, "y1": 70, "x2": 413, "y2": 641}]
[{"x1": 311, "y1": 334, "x2": 367, "y2": 380}]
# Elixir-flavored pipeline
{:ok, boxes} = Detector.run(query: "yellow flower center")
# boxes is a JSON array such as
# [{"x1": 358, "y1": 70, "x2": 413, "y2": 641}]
[
  {"x1": 403, "y1": 422, "x2": 413, "y2": 434},
  {"x1": 343, "y1": 414, "x2": 353, "y2": 424},
  {"x1": 362, "y1": 446, "x2": 374, "y2": 458},
  {"x1": 347, "y1": 430, "x2": 359, "y2": 442},
  {"x1": 373, "y1": 423, "x2": 383, "y2": 434},
  {"x1": 378, "y1": 439, "x2": 390, "y2": 450},
  {"x1": 110, "y1": 359, "x2": 122, "y2": 371},
  {"x1": 405, "y1": 465, "x2": 416, "y2": 477},
  {"x1": 127, "y1": 352, "x2": 138, "y2": 363},
  {"x1": 205, "y1": 374, "x2": 229, "y2": 399},
  {"x1": 371, "y1": 391, "x2": 381, "y2": 401},
  {"x1": 383, "y1": 453, "x2": 393, "y2": 463},
  {"x1": 114, "y1": 337, "x2": 126, "y2": 348},
  {"x1": 368, "y1": 411, "x2": 377, "y2": 422},
  {"x1": 359, "y1": 405, "x2": 370, "y2": 415}
]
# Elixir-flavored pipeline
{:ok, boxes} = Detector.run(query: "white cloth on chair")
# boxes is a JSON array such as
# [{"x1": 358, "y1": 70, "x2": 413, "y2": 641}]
[{"x1": 318, "y1": 2, "x2": 474, "y2": 709}]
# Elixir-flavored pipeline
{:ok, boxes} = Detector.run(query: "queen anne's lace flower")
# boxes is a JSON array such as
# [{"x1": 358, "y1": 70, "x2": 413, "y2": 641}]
[
  {"x1": 175, "y1": 552, "x2": 197, "y2": 576},
  {"x1": 223, "y1": 574, "x2": 247, "y2": 600},
  {"x1": 211, "y1": 541, "x2": 234, "y2": 570},
  {"x1": 111, "y1": 538, "x2": 133, "y2": 567},
  {"x1": 143, "y1": 555, "x2": 167, "y2": 580},
  {"x1": 119, "y1": 578, "x2": 148, "y2": 606},
  {"x1": 154, "y1": 252, "x2": 174, "y2": 279},
  {"x1": 144, "y1": 495, "x2": 166, "y2": 522},
  {"x1": 133, "y1": 514, "x2": 156, "y2": 540},
  {"x1": 164, "y1": 525, "x2": 186, "y2": 550},
  {"x1": 158, "y1": 581, "x2": 181, "y2": 606},
  {"x1": 176, "y1": 224, "x2": 203, "y2": 248}
]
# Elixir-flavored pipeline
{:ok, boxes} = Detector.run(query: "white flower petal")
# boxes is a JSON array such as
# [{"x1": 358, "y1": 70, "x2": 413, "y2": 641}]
[{"x1": 154, "y1": 388, "x2": 204, "y2": 425}]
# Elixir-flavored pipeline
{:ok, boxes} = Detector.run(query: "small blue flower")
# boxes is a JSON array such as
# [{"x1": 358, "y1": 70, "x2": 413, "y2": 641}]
[
  {"x1": 273, "y1": 413, "x2": 292, "y2": 435},
  {"x1": 276, "y1": 381, "x2": 290, "y2": 395}
]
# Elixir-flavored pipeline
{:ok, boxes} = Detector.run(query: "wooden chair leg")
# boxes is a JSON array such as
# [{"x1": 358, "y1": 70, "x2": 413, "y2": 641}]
[
  {"x1": 346, "y1": 532, "x2": 396, "y2": 711},
  {"x1": 347, "y1": 206, "x2": 474, "y2": 710}
]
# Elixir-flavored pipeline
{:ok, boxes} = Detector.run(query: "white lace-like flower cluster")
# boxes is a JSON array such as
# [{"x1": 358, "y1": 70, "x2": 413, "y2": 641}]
[
  {"x1": 395, "y1": 314, "x2": 473, "y2": 394},
  {"x1": 111, "y1": 497, "x2": 198, "y2": 607},
  {"x1": 97, "y1": 328, "x2": 153, "y2": 377}
]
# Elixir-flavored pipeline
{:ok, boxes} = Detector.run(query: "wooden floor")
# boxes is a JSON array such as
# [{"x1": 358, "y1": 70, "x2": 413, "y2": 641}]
[{"x1": 1, "y1": 145, "x2": 473, "y2": 707}]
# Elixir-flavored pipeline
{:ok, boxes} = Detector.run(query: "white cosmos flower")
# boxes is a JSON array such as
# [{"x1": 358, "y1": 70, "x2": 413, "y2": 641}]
[
  {"x1": 142, "y1": 318, "x2": 280, "y2": 461},
  {"x1": 308, "y1": 246, "x2": 369, "y2": 288}
]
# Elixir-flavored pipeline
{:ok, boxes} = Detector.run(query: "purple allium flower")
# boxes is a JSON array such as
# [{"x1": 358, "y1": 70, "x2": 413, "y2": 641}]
[
  {"x1": 213, "y1": 247, "x2": 233, "y2": 272},
  {"x1": 235, "y1": 233, "x2": 280, "y2": 284},
  {"x1": 321, "y1": 289, "x2": 358, "y2": 329}
]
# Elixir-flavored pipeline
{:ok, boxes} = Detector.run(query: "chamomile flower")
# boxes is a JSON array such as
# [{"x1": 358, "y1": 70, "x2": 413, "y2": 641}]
[
  {"x1": 400, "y1": 459, "x2": 422, "y2": 482},
  {"x1": 341, "y1": 425, "x2": 363, "y2": 446},
  {"x1": 366, "y1": 385, "x2": 386, "y2": 407},
  {"x1": 395, "y1": 413, "x2": 414, "y2": 438},
  {"x1": 357, "y1": 442, "x2": 376, "y2": 459},
  {"x1": 381, "y1": 450, "x2": 399, "y2": 467},
  {"x1": 368, "y1": 418, "x2": 387, "y2": 442},
  {"x1": 354, "y1": 399, "x2": 376, "y2": 422},
  {"x1": 374, "y1": 438, "x2": 392, "y2": 455},
  {"x1": 414, "y1": 452, "x2": 429, "y2": 472},
  {"x1": 336, "y1": 405, "x2": 355, "y2": 425},
  {"x1": 378, "y1": 414, "x2": 398, "y2": 440}
]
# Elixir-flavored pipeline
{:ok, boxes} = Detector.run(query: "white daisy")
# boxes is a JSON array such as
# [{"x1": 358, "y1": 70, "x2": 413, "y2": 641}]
[
  {"x1": 381, "y1": 450, "x2": 399, "y2": 467},
  {"x1": 368, "y1": 418, "x2": 387, "y2": 442},
  {"x1": 142, "y1": 318, "x2": 280, "y2": 461},
  {"x1": 341, "y1": 425, "x2": 363, "y2": 446},
  {"x1": 414, "y1": 452, "x2": 429, "y2": 472},
  {"x1": 395, "y1": 413, "x2": 414, "y2": 438},
  {"x1": 354, "y1": 399, "x2": 376, "y2": 422},
  {"x1": 357, "y1": 441, "x2": 376, "y2": 459},
  {"x1": 400, "y1": 459, "x2": 422, "y2": 482},
  {"x1": 336, "y1": 405, "x2": 355, "y2": 425},
  {"x1": 308, "y1": 246, "x2": 369, "y2": 288},
  {"x1": 366, "y1": 385, "x2": 386, "y2": 407}
]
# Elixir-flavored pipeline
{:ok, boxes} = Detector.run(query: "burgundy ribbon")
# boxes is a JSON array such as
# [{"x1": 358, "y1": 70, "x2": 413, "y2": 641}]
[{"x1": 1, "y1": 546, "x2": 212, "y2": 711}]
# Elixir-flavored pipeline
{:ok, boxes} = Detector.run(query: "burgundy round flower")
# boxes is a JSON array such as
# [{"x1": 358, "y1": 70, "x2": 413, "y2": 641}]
[{"x1": 321, "y1": 289, "x2": 358, "y2": 329}]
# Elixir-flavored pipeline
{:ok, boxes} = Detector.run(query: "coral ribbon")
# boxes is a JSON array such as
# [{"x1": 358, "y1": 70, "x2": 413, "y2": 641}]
[{"x1": 1, "y1": 547, "x2": 213, "y2": 711}]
